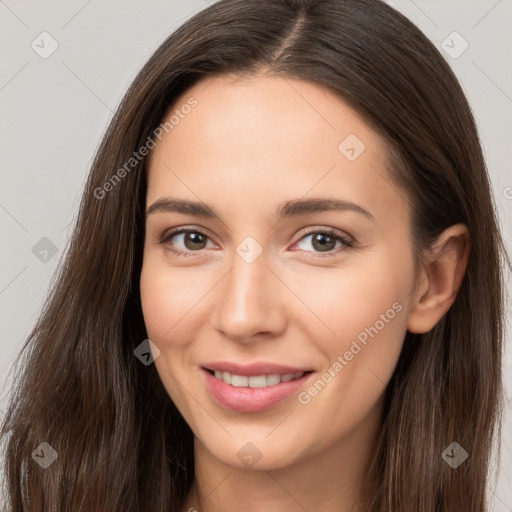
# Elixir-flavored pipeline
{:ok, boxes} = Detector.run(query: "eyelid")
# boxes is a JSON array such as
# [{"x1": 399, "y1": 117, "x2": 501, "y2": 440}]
[
  {"x1": 294, "y1": 226, "x2": 354, "y2": 245},
  {"x1": 160, "y1": 224, "x2": 208, "y2": 237}
]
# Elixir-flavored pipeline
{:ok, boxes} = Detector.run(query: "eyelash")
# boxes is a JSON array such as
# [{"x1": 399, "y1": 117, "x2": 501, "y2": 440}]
[{"x1": 158, "y1": 227, "x2": 354, "y2": 259}]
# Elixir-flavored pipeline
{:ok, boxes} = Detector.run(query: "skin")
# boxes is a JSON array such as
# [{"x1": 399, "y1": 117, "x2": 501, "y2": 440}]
[{"x1": 140, "y1": 72, "x2": 469, "y2": 512}]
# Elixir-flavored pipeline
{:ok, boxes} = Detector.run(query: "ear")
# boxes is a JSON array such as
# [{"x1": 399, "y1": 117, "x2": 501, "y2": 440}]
[{"x1": 407, "y1": 224, "x2": 470, "y2": 334}]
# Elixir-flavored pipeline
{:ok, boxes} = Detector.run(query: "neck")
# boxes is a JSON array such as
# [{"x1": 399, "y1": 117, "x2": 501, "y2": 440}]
[{"x1": 182, "y1": 397, "x2": 383, "y2": 512}]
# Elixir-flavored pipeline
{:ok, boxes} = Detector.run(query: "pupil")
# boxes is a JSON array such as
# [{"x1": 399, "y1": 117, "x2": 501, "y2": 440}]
[
  {"x1": 186, "y1": 232, "x2": 205, "y2": 249},
  {"x1": 313, "y1": 233, "x2": 334, "y2": 252}
]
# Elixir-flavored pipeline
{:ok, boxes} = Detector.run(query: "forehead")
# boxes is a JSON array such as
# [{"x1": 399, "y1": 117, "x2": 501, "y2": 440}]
[{"x1": 146, "y1": 74, "x2": 408, "y2": 225}]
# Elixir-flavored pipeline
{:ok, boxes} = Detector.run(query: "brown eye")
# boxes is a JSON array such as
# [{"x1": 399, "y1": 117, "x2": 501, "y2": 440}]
[
  {"x1": 295, "y1": 230, "x2": 353, "y2": 256},
  {"x1": 182, "y1": 231, "x2": 208, "y2": 250},
  {"x1": 160, "y1": 228, "x2": 215, "y2": 255},
  {"x1": 311, "y1": 233, "x2": 337, "y2": 252}
]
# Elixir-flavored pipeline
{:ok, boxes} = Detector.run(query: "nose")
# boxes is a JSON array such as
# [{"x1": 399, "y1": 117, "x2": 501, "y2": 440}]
[{"x1": 210, "y1": 248, "x2": 287, "y2": 343}]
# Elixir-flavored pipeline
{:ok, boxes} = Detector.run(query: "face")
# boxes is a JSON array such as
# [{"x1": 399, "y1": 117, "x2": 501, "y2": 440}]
[{"x1": 140, "y1": 73, "x2": 417, "y2": 471}]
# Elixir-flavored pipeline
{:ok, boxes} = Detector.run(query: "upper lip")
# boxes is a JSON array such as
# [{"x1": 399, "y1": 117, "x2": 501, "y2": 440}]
[{"x1": 202, "y1": 361, "x2": 314, "y2": 376}]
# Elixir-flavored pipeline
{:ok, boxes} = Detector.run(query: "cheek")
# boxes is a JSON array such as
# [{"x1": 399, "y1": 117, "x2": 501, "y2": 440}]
[
  {"x1": 139, "y1": 259, "x2": 201, "y2": 414},
  {"x1": 140, "y1": 257, "x2": 209, "y2": 345},
  {"x1": 139, "y1": 271, "x2": 175, "y2": 344},
  {"x1": 290, "y1": 257, "x2": 410, "y2": 349},
  {"x1": 292, "y1": 258, "x2": 411, "y2": 403},
  {"x1": 288, "y1": 271, "x2": 409, "y2": 448}
]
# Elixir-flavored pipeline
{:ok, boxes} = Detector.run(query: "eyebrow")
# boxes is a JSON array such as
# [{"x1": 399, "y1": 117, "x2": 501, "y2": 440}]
[{"x1": 146, "y1": 197, "x2": 374, "y2": 221}]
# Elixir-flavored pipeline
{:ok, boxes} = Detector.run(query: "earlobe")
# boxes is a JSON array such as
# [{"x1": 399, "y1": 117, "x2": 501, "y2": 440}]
[{"x1": 407, "y1": 224, "x2": 470, "y2": 334}]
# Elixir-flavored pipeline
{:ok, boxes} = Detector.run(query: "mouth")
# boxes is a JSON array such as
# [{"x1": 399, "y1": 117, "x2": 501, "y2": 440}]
[
  {"x1": 200, "y1": 365, "x2": 315, "y2": 413},
  {"x1": 204, "y1": 368, "x2": 310, "y2": 388}
]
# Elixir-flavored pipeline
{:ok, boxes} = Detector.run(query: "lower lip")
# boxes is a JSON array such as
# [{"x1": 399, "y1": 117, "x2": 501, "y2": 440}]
[{"x1": 201, "y1": 368, "x2": 313, "y2": 413}]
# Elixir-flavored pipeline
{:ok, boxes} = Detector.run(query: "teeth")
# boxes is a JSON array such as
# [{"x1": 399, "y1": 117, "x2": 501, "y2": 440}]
[
  {"x1": 231, "y1": 375, "x2": 248, "y2": 387},
  {"x1": 248, "y1": 375, "x2": 266, "y2": 388},
  {"x1": 266, "y1": 374, "x2": 281, "y2": 386},
  {"x1": 211, "y1": 370, "x2": 305, "y2": 387}
]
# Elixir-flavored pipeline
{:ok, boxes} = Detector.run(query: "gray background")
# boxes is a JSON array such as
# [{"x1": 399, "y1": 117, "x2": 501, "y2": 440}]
[{"x1": 0, "y1": 0, "x2": 511, "y2": 509}]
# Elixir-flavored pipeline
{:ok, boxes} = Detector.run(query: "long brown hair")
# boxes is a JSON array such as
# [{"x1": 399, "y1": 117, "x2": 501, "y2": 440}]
[{"x1": 1, "y1": 0, "x2": 507, "y2": 510}]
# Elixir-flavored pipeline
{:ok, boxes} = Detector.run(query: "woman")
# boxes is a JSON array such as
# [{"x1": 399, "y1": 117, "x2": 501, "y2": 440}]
[{"x1": 1, "y1": 0, "x2": 507, "y2": 510}]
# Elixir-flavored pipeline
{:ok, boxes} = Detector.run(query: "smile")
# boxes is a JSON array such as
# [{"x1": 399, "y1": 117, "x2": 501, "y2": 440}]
[
  {"x1": 210, "y1": 370, "x2": 305, "y2": 388},
  {"x1": 201, "y1": 366, "x2": 314, "y2": 413}
]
